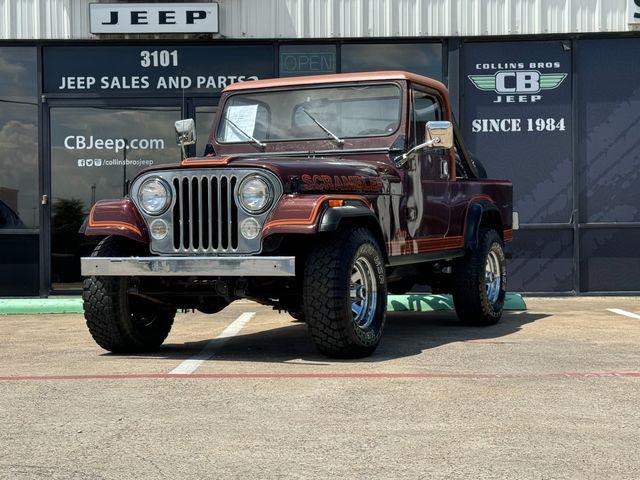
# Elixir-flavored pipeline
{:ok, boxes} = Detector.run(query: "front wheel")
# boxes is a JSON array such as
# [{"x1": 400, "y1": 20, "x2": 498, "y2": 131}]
[
  {"x1": 452, "y1": 228, "x2": 506, "y2": 325},
  {"x1": 303, "y1": 227, "x2": 387, "y2": 358},
  {"x1": 82, "y1": 236, "x2": 176, "y2": 353}
]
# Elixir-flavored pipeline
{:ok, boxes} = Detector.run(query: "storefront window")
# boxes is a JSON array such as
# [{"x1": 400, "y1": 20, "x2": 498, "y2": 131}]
[
  {"x1": 578, "y1": 38, "x2": 640, "y2": 224},
  {"x1": 341, "y1": 43, "x2": 443, "y2": 80},
  {"x1": 0, "y1": 47, "x2": 38, "y2": 229},
  {"x1": 279, "y1": 45, "x2": 337, "y2": 77},
  {"x1": 49, "y1": 106, "x2": 181, "y2": 290}
]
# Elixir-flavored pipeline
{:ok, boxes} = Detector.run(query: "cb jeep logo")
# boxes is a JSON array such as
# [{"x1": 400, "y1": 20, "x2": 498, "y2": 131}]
[{"x1": 468, "y1": 70, "x2": 566, "y2": 103}]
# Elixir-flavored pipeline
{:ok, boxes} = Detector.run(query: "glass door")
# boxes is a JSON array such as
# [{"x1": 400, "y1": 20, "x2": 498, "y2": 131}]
[
  {"x1": 46, "y1": 102, "x2": 183, "y2": 291},
  {"x1": 0, "y1": 46, "x2": 39, "y2": 296}
]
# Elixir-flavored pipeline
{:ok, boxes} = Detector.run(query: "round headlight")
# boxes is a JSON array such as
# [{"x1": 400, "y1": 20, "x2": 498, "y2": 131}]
[
  {"x1": 138, "y1": 178, "x2": 171, "y2": 215},
  {"x1": 238, "y1": 175, "x2": 273, "y2": 214}
]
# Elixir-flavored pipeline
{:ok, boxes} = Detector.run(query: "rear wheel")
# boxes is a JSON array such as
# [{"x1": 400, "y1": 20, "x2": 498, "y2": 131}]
[
  {"x1": 82, "y1": 236, "x2": 176, "y2": 353},
  {"x1": 452, "y1": 228, "x2": 506, "y2": 325},
  {"x1": 303, "y1": 227, "x2": 387, "y2": 358}
]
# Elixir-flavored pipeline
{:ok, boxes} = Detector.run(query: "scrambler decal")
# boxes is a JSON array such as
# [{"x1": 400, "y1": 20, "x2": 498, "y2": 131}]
[{"x1": 299, "y1": 174, "x2": 383, "y2": 193}]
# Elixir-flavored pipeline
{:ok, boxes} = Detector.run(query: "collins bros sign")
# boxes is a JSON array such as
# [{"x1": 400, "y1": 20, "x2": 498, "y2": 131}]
[
  {"x1": 90, "y1": 3, "x2": 219, "y2": 34},
  {"x1": 462, "y1": 41, "x2": 572, "y2": 225},
  {"x1": 468, "y1": 69, "x2": 567, "y2": 103}
]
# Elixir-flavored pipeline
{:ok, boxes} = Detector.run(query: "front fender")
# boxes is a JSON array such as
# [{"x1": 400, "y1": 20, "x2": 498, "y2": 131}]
[
  {"x1": 83, "y1": 198, "x2": 149, "y2": 243},
  {"x1": 262, "y1": 194, "x2": 372, "y2": 237},
  {"x1": 318, "y1": 204, "x2": 378, "y2": 232}
]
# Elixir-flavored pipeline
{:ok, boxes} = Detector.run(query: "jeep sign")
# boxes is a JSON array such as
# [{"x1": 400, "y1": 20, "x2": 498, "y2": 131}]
[{"x1": 90, "y1": 3, "x2": 219, "y2": 34}]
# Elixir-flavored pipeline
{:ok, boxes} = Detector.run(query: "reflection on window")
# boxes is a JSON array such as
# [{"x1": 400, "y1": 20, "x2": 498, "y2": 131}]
[
  {"x1": 341, "y1": 43, "x2": 443, "y2": 80},
  {"x1": 0, "y1": 47, "x2": 38, "y2": 229},
  {"x1": 411, "y1": 90, "x2": 439, "y2": 147},
  {"x1": 50, "y1": 106, "x2": 181, "y2": 290},
  {"x1": 195, "y1": 106, "x2": 218, "y2": 156},
  {"x1": 217, "y1": 84, "x2": 401, "y2": 143}
]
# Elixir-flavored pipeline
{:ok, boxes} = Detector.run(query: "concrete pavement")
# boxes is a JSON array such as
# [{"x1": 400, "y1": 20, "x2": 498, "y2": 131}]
[{"x1": 1, "y1": 297, "x2": 639, "y2": 479}]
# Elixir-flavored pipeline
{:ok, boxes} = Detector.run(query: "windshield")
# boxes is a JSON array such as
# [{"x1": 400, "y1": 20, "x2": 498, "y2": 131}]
[{"x1": 216, "y1": 84, "x2": 402, "y2": 144}]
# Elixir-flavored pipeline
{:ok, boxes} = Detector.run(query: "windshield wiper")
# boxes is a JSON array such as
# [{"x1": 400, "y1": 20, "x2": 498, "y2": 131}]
[
  {"x1": 224, "y1": 118, "x2": 266, "y2": 150},
  {"x1": 302, "y1": 109, "x2": 344, "y2": 146}
]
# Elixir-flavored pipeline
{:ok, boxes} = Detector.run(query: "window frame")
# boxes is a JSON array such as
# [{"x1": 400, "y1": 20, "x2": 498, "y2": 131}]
[
  {"x1": 409, "y1": 86, "x2": 441, "y2": 148},
  {"x1": 214, "y1": 82, "x2": 404, "y2": 145}
]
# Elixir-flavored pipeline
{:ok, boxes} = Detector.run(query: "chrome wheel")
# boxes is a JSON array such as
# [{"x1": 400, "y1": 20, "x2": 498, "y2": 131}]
[
  {"x1": 350, "y1": 256, "x2": 378, "y2": 329},
  {"x1": 485, "y1": 248, "x2": 502, "y2": 305}
]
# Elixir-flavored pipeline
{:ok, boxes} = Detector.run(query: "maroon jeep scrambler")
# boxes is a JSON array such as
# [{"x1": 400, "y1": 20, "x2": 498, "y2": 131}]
[{"x1": 81, "y1": 71, "x2": 516, "y2": 358}]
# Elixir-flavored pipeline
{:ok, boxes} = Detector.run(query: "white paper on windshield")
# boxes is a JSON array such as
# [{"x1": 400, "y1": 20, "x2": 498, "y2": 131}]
[{"x1": 224, "y1": 104, "x2": 258, "y2": 142}]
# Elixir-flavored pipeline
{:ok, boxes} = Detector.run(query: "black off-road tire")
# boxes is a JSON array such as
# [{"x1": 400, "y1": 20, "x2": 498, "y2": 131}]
[
  {"x1": 303, "y1": 227, "x2": 387, "y2": 358},
  {"x1": 452, "y1": 228, "x2": 506, "y2": 326},
  {"x1": 82, "y1": 236, "x2": 176, "y2": 353}
]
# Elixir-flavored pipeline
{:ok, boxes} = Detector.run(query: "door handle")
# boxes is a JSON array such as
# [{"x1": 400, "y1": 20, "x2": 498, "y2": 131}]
[{"x1": 41, "y1": 195, "x2": 48, "y2": 205}]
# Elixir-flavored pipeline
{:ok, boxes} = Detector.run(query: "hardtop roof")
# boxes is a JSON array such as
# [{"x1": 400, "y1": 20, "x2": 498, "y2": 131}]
[{"x1": 223, "y1": 70, "x2": 447, "y2": 93}]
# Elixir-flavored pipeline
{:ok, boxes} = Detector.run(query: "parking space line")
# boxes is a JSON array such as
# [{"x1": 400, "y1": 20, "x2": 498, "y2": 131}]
[
  {"x1": 169, "y1": 312, "x2": 255, "y2": 375},
  {"x1": 607, "y1": 308, "x2": 640, "y2": 320}
]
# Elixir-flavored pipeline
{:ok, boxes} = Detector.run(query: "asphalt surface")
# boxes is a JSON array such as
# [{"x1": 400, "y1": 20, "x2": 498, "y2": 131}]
[{"x1": 1, "y1": 297, "x2": 639, "y2": 479}]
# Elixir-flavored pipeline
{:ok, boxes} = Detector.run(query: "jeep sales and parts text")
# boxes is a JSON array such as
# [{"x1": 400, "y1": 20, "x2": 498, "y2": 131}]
[
  {"x1": 57, "y1": 48, "x2": 258, "y2": 91},
  {"x1": 468, "y1": 61, "x2": 568, "y2": 134}
]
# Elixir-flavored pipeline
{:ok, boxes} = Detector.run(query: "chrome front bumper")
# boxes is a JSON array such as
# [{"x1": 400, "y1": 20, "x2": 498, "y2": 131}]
[{"x1": 80, "y1": 256, "x2": 296, "y2": 277}]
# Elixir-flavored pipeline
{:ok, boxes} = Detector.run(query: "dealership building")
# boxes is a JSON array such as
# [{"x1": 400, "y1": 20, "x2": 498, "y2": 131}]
[{"x1": 0, "y1": 0, "x2": 639, "y2": 296}]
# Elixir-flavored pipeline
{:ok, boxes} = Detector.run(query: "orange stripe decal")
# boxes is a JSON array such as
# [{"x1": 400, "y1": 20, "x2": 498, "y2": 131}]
[
  {"x1": 503, "y1": 228, "x2": 513, "y2": 242},
  {"x1": 263, "y1": 195, "x2": 370, "y2": 231},
  {"x1": 88, "y1": 207, "x2": 143, "y2": 236},
  {"x1": 181, "y1": 156, "x2": 233, "y2": 167},
  {"x1": 387, "y1": 235, "x2": 464, "y2": 255}
]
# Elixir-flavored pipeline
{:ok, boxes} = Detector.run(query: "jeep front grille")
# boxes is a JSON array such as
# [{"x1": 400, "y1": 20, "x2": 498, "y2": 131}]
[
  {"x1": 171, "y1": 175, "x2": 239, "y2": 252},
  {"x1": 131, "y1": 169, "x2": 282, "y2": 256}
]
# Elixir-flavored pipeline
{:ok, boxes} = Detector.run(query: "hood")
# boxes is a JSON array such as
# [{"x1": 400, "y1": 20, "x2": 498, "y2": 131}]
[{"x1": 139, "y1": 154, "x2": 395, "y2": 194}]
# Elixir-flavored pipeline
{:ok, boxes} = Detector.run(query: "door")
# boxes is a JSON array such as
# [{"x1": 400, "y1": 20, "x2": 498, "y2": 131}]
[
  {"x1": 45, "y1": 100, "x2": 184, "y2": 291},
  {"x1": 408, "y1": 88, "x2": 451, "y2": 240}
]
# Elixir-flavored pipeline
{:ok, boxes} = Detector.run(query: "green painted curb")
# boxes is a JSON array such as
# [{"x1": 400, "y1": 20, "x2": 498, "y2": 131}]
[
  {"x1": 0, "y1": 298, "x2": 84, "y2": 315},
  {"x1": 0, "y1": 293, "x2": 526, "y2": 315},
  {"x1": 387, "y1": 293, "x2": 526, "y2": 312}
]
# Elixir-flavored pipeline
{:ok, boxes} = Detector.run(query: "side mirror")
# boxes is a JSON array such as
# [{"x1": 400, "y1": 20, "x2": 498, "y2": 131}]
[
  {"x1": 175, "y1": 119, "x2": 196, "y2": 147},
  {"x1": 175, "y1": 118, "x2": 196, "y2": 159},
  {"x1": 425, "y1": 121, "x2": 453, "y2": 149},
  {"x1": 395, "y1": 120, "x2": 454, "y2": 167}
]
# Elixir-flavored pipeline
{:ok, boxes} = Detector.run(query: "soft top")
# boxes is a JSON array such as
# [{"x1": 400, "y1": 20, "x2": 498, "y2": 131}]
[{"x1": 223, "y1": 70, "x2": 447, "y2": 93}]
